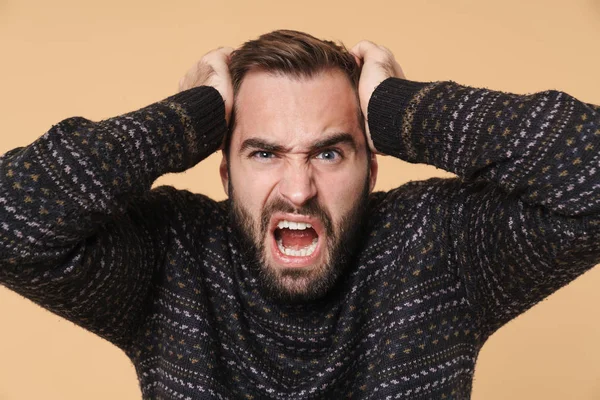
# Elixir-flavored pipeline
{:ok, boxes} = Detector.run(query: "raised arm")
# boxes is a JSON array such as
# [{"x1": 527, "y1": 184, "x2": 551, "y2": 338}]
[
  {"x1": 0, "y1": 48, "x2": 232, "y2": 349},
  {"x1": 353, "y1": 41, "x2": 600, "y2": 339}
]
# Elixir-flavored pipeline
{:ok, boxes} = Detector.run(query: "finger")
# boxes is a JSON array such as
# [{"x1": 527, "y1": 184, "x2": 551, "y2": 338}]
[
  {"x1": 220, "y1": 47, "x2": 235, "y2": 64},
  {"x1": 210, "y1": 47, "x2": 234, "y2": 63},
  {"x1": 351, "y1": 53, "x2": 362, "y2": 68},
  {"x1": 394, "y1": 63, "x2": 406, "y2": 79},
  {"x1": 218, "y1": 46, "x2": 235, "y2": 56},
  {"x1": 349, "y1": 40, "x2": 379, "y2": 60},
  {"x1": 205, "y1": 47, "x2": 234, "y2": 63},
  {"x1": 378, "y1": 44, "x2": 394, "y2": 56},
  {"x1": 204, "y1": 50, "x2": 234, "y2": 75}
]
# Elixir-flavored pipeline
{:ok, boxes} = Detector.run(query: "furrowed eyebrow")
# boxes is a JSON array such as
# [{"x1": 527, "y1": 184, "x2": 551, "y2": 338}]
[
  {"x1": 311, "y1": 133, "x2": 357, "y2": 152},
  {"x1": 240, "y1": 138, "x2": 288, "y2": 154},
  {"x1": 240, "y1": 133, "x2": 357, "y2": 154}
]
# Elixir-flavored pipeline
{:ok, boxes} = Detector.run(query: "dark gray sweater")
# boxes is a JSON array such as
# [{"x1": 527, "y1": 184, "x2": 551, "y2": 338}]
[{"x1": 1, "y1": 78, "x2": 599, "y2": 399}]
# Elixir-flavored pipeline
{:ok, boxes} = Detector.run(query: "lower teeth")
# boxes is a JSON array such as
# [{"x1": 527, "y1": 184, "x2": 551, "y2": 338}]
[{"x1": 277, "y1": 238, "x2": 318, "y2": 257}]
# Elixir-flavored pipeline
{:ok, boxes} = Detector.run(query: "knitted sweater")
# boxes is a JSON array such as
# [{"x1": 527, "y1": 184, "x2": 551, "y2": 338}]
[{"x1": 1, "y1": 77, "x2": 599, "y2": 400}]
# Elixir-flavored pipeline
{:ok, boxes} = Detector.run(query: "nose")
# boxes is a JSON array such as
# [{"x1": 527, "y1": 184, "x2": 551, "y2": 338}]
[{"x1": 278, "y1": 163, "x2": 318, "y2": 208}]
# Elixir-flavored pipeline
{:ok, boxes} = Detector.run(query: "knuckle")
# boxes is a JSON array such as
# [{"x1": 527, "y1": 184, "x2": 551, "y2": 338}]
[
  {"x1": 379, "y1": 45, "x2": 393, "y2": 56},
  {"x1": 196, "y1": 58, "x2": 208, "y2": 71}
]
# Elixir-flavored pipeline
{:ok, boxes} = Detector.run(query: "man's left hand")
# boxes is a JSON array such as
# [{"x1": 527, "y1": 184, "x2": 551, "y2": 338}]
[{"x1": 350, "y1": 41, "x2": 405, "y2": 154}]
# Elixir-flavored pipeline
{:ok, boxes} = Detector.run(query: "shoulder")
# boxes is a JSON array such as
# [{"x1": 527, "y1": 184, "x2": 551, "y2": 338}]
[
  {"x1": 368, "y1": 177, "x2": 465, "y2": 214},
  {"x1": 366, "y1": 176, "x2": 497, "y2": 232},
  {"x1": 369, "y1": 176, "x2": 503, "y2": 207}
]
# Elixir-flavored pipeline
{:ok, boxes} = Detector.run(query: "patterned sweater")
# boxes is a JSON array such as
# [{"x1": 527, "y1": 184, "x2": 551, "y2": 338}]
[{"x1": 1, "y1": 77, "x2": 599, "y2": 399}]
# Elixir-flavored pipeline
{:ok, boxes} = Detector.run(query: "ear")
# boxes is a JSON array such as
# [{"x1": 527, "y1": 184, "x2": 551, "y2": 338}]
[
  {"x1": 368, "y1": 153, "x2": 378, "y2": 193},
  {"x1": 219, "y1": 151, "x2": 229, "y2": 197}
]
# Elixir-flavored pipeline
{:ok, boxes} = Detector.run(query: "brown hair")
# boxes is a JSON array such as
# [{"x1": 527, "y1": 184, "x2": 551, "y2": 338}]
[{"x1": 225, "y1": 29, "x2": 363, "y2": 155}]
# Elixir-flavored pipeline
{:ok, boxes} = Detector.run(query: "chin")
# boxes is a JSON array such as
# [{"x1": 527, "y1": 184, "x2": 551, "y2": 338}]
[{"x1": 260, "y1": 249, "x2": 337, "y2": 304}]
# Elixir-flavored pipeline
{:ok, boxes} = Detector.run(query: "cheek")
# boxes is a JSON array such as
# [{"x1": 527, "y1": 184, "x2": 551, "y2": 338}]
[
  {"x1": 315, "y1": 166, "x2": 368, "y2": 217},
  {"x1": 231, "y1": 165, "x2": 279, "y2": 221}
]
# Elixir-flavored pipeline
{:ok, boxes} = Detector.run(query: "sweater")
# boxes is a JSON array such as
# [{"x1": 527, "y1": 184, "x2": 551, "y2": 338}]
[{"x1": 1, "y1": 77, "x2": 599, "y2": 399}]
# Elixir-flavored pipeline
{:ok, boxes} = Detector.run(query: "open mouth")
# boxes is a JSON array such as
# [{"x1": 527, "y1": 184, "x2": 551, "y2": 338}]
[
  {"x1": 269, "y1": 214, "x2": 324, "y2": 266},
  {"x1": 274, "y1": 220, "x2": 319, "y2": 257}
]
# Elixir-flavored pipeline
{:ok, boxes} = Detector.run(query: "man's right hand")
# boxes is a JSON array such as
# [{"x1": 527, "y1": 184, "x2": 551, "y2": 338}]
[
  {"x1": 350, "y1": 41, "x2": 405, "y2": 155},
  {"x1": 178, "y1": 47, "x2": 234, "y2": 126}
]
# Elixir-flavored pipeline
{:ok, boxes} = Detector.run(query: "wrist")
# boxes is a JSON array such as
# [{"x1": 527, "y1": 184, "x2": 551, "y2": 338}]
[
  {"x1": 162, "y1": 86, "x2": 228, "y2": 158},
  {"x1": 367, "y1": 78, "x2": 430, "y2": 155}
]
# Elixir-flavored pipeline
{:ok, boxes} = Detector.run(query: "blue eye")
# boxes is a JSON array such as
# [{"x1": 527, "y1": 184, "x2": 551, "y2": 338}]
[
  {"x1": 249, "y1": 149, "x2": 343, "y2": 163},
  {"x1": 251, "y1": 151, "x2": 275, "y2": 160},
  {"x1": 315, "y1": 149, "x2": 342, "y2": 162}
]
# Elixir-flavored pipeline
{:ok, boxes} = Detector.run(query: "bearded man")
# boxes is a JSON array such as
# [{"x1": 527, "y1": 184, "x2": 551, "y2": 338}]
[{"x1": 1, "y1": 30, "x2": 599, "y2": 399}]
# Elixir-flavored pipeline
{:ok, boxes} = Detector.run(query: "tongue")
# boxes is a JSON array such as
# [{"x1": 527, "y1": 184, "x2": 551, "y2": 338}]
[{"x1": 278, "y1": 228, "x2": 318, "y2": 250}]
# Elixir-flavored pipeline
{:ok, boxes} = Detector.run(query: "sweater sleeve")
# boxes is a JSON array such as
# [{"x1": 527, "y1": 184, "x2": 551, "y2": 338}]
[
  {"x1": 368, "y1": 78, "x2": 600, "y2": 339},
  {"x1": 0, "y1": 86, "x2": 226, "y2": 349}
]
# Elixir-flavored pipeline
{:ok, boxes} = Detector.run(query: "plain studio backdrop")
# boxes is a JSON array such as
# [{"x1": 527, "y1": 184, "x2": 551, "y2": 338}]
[{"x1": 1, "y1": 0, "x2": 599, "y2": 398}]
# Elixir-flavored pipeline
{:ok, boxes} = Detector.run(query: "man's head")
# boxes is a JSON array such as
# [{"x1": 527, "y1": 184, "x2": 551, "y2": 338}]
[{"x1": 219, "y1": 30, "x2": 378, "y2": 303}]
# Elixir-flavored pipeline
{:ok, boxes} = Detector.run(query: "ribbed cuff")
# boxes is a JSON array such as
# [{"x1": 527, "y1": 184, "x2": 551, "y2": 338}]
[
  {"x1": 166, "y1": 86, "x2": 224, "y2": 119},
  {"x1": 159, "y1": 86, "x2": 228, "y2": 169},
  {"x1": 167, "y1": 85, "x2": 226, "y2": 143},
  {"x1": 367, "y1": 78, "x2": 430, "y2": 156}
]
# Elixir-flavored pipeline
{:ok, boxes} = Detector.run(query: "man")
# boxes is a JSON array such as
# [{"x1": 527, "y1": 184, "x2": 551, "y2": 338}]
[{"x1": 0, "y1": 29, "x2": 598, "y2": 399}]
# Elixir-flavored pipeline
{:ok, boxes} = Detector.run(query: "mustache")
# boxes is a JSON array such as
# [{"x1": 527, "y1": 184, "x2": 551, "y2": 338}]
[{"x1": 259, "y1": 196, "x2": 334, "y2": 237}]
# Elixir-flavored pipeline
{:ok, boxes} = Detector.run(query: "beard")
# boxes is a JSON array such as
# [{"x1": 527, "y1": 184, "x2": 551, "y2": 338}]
[{"x1": 227, "y1": 174, "x2": 371, "y2": 305}]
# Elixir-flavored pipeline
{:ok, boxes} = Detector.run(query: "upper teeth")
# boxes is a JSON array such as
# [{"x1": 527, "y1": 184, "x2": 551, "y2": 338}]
[{"x1": 277, "y1": 220, "x2": 313, "y2": 230}]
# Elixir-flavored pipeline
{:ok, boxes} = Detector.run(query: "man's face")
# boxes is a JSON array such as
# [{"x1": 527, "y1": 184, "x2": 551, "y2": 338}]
[{"x1": 220, "y1": 69, "x2": 378, "y2": 303}]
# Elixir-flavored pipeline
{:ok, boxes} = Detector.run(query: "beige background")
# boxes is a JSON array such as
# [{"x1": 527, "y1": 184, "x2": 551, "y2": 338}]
[{"x1": 1, "y1": 0, "x2": 599, "y2": 398}]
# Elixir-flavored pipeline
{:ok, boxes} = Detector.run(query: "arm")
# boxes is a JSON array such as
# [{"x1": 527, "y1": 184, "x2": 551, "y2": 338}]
[
  {"x1": 351, "y1": 41, "x2": 600, "y2": 339},
  {"x1": 369, "y1": 77, "x2": 600, "y2": 339},
  {"x1": 0, "y1": 47, "x2": 232, "y2": 349},
  {"x1": 369, "y1": 78, "x2": 600, "y2": 337},
  {"x1": 0, "y1": 87, "x2": 226, "y2": 349}
]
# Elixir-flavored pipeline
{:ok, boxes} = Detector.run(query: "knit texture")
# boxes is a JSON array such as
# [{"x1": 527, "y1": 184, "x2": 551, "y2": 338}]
[{"x1": 1, "y1": 79, "x2": 599, "y2": 399}]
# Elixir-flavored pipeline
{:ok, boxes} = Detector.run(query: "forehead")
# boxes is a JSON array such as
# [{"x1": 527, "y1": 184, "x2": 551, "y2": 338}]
[{"x1": 232, "y1": 69, "x2": 362, "y2": 151}]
